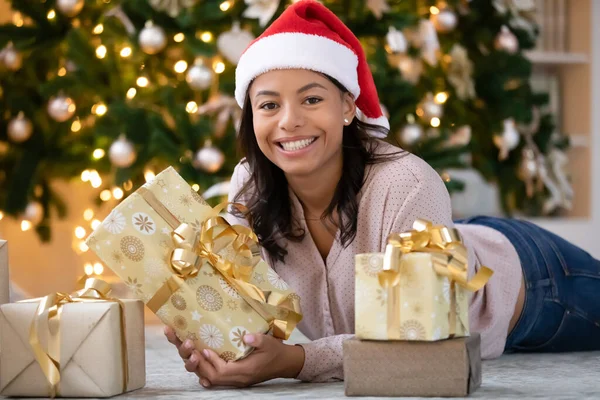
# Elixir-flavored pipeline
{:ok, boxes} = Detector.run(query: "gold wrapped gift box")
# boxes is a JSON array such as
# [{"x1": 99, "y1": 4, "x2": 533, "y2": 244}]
[
  {"x1": 86, "y1": 166, "x2": 302, "y2": 362},
  {"x1": 355, "y1": 219, "x2": 493, "y2": 341},
  {"x1": 0, "y1": 278, "x2": 145, "y2": 398}
]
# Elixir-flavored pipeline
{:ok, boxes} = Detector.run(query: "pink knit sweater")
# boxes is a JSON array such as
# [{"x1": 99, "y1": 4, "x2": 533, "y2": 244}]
[{"x1": 227, "y1": 141, "x2": 522, "y2": 382}]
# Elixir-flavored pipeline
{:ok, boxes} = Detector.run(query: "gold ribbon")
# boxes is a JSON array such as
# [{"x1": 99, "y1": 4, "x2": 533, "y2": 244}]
[
  {"x1": 379, "y1": 219, "x2": 494, "y2": 339},
  {"x1": 19, "y1": 278, "x2": 129, "y2": 398},
  {"x1": 139, "y1": 187, "x2": 302, "y2": 340}
]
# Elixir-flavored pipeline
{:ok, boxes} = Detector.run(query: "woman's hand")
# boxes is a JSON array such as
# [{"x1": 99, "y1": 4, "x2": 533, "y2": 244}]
[{"x1": 164, "y1": 326, "x2": 305, "y2": 388}]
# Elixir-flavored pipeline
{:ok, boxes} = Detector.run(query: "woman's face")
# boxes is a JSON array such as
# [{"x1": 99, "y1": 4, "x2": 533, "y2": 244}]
[{"x1": 248, "y1": 69, "x2": 355, "y2": 179}]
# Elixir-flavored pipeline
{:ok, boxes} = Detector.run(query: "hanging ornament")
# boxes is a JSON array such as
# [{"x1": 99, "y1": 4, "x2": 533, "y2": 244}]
[
  {"x1": 447, "y1": 44, "x2": 476, "y2": 100},
  {"x1": 418, "y1": 20, "x2": 440, "y2": 66},
  {"x1": 139, "y1": 21, "x2": 167, "y2": 55},
  {"x1": 47, "y1": 95, "x2": 76, "y2": 122},
  {"x1": 494, "y1": 25, "x2": 519, "y2": 54},
  {"x1": 431, "y1": 7, "x2": 458, "y2": 33},
  {"x1": 149, "y1": 0, "x2": 197, "y2": 17},
  {"x1": 416, "y1": 93, "x2": 443, "y2": 122},
  {"x1": 548, "y1": 148, "x2": 574, "y2": 210},
  {"x1": 0, "y1": 43, "x2": 22, "y2": 71},
  {"x1": 109, "y1": 135, "x2": 137, "y2": 168},
  {"x1": 536, "y1": 154, "x2": 566, "y2": 215},
  {"x1": 447, "y1": 125, "x2": 472, "y2": 147},
  {"x1": 493, "y1": 118, "x2": 520, "y2": 160},
  {"x1": 24, "y1": 201, "x2": 44, "y2": 225},
  {"x1": 57, "y1": 0, "x2": 84, "y2": 17},
  {"x1": 186, "y1": 60, "x2": 213, "y2": 90},
  {"x1": 197, "y1": 94, "x2": 242, "y2": 137},
  {"x1": 7, "y1": 112, "x2": 33, "y2": 143},
  {"x1": 367, "y1": 0, "x2": 391, "y2": 19},
  {"x1": 397, "y1": 124, "x2": 423, "y2": 146},
  {"x1": 242, "y1": 0, "x2": 281, "y2": 28},
  {"x1": 193, "y1": 141, "x2": 225, "y2": 173},
  {"x1": 518, "y1": 146, "x2": 538, "y2": 198},
  {"x1": 397, "y1": 55, "x2": 423, "y2": 84},
  {"x1": 386, "y1": 27, "x2": 407, "y2": 53},
  {"x1": 217, "y1": 21, "x2": 256, "y2": 65}
]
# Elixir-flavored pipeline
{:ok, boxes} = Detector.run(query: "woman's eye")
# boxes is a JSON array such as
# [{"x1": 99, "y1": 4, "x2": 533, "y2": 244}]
[
  {"x1": 305, "y1": 97, "x2": 322, "y2": 105},
  {"x1": 259, "y1": 102, "x2": 277, "y2": 110}
]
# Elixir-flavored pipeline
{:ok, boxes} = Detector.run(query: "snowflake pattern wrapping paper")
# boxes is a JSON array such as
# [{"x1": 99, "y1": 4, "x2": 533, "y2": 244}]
[{"x1": 86, "y1": 166, "x2": 301, "y2": 361}]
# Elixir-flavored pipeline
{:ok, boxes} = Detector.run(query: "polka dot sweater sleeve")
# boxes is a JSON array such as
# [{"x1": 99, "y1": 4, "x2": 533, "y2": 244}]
[{"x1": 296, "y1": 334, "x2": 354, "y2": 382}]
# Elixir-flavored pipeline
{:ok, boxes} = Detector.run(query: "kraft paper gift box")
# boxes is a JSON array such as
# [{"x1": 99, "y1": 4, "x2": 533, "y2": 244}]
[
  {"x1": 343, "y1": 333, "x2": 482, "y2": 397},
  {"x1": 0, "y1": 279, "x2": 146, "y2": 398},
  {"x1": 86, "y1": 166, "x2": 302, "y2": 362},
  {"x1": 0, "y1": 240, "x2": 8, "y2": 305},
  {"x1": 355, "y1": 219, "x2": 493, "y2": 341}
]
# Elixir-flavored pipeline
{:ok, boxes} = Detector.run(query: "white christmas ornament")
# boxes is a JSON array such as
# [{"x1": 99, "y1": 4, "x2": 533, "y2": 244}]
[
  {"x1": 397, "y1": 55, "x2": 423, "y2": 84},
  {"x1": 398, "y1": 124, "x2": 423, "y2": 146},
  {"x1": 386, "y1": 27, "x2": 407, "y2": 53},
  {"x1": 1, "y1": 43, "x2": 22, "y2": 71},
  {"x1": 186, "y1": 62, "x2": 213, "y2": 90},
  {"x1": 242, "y1": 0, "x2": 281, "y2": 28},
  {"x1": 7, "y1": 112, "x2": 33, "y2": 143},
  {"x1": 139, "y1": 22, "x2": 167, "y2": 55},
  {"x1": 24, "y1": 201, "x2": 44, "y2": 225},
  {"x1": 47, "y1": 95, "x2": 76, "y2": 122},
  {"x1": 217, "y1": 21, "x2": 255, "y2": 65},
  {"x1": 431, "y1": 8, "x2": 458, "y2": 33},
  {"x1": 194, "y1": 143, "x2": 225, "y2": 173},
  {"x1": 495, "y1": 25, "x2": 519, "y2": 54},
  {"x1": 493, "y1": 118, "x2": 520, "y2": 160},
  {"x1": 109, "y1": 136, "x2": 137, "y2": 168},
  {"x1": 57, "y1": 0, "x2": 84, "y2": 17},
  {"x1": 418, "y1": 20, "x2": 440, "y2": 66}
]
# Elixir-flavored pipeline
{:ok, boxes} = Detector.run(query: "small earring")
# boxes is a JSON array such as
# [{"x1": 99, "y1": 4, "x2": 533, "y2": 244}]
[{"x1": 344, "y1": 118, "x2": 349, "y2": 124}]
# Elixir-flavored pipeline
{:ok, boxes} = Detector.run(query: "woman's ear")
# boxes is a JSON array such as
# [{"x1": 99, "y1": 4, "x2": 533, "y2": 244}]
[{"x1": 342, "y1": 92, "x2": 356, "y2": 125}]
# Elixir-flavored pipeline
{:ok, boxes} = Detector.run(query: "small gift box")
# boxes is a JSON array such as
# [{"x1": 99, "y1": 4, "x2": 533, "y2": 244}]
[
  {"x1": 0, "y1": 278, "x2": 145, "y2": 398},
  {"x1": 86, "y1": 166, "x2": 302, "y2": 362},
  {"x1": 0, "y1": 240, "x2": 8, "y2": 305},
  {"x1": 355, "y1": 219, "x2": 493, "y2": 341},
  {"x1": 343, "y1": 333, "x2": 482, "y2": 397}
]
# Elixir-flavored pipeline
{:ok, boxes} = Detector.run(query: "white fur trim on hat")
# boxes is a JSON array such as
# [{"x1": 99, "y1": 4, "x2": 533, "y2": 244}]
[{"x1": 235, "y1": 32, "x2": 360, "y2": 107}]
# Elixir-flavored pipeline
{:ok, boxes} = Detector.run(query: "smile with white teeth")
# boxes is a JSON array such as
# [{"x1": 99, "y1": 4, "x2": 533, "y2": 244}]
[{"x1": 279, "y1": 137, "x2": 316, "y2": 151}]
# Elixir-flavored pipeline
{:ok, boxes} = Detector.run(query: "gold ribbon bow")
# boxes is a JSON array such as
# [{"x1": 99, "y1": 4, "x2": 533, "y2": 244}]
[
  {"x1": 19, "y1": 278, "x2": 129, "y2": 398},
  {"x1": 139, "y1": 187, "x2": 302, "y2": 341},
  {"x1": 379, "y1": 219, "x2": 494, "y2": 339}
]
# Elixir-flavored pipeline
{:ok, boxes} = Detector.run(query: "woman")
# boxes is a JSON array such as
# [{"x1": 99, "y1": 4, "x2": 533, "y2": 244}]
[{"x1": 165, "y1": 0, "x2": 600, "y2": 388}]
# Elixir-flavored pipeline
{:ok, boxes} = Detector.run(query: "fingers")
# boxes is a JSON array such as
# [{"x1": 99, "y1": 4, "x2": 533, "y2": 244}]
[
  {"x1": 164, "y1": 326, "x2": 182, "y2": 347},
  {"x1": 178, "y1": 339, "x2": 195, "y2": 360},
  {"x1": 184, "y1": 351, "x2": 201, "y2": 373}
]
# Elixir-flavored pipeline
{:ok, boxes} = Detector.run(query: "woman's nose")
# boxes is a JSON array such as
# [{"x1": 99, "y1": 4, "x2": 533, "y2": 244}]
[{"x1": 278, "y1": 103, "x2": 304, "y2": 131}]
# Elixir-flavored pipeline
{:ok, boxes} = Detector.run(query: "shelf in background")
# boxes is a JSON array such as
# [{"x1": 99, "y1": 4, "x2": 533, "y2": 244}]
[{"x1": 525, "y1": 51, "x2": 589, "y2": 65}]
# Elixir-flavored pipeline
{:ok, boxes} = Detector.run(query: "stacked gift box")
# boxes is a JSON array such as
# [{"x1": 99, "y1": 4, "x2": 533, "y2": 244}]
[{"x1": 345, "y1": 220, "x2": 494, "y2": 397}]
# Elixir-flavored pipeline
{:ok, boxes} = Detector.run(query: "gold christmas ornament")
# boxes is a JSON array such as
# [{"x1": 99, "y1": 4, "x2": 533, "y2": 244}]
[
  {"x1": 217, "y1": 21, "x2": 255, "y2": 65},
  {"x1": 24, "y1": 201, "x2": 44, "y2": 225},
  {"x1": 47, "y1": 95, "x2": 76, "y2": 122},
  {"x1": 193, "y1": 141, "x2": 225, "y2": 173},
  {"x1": 149, "y1": 0, "x2": 197, "y2": 17},
  {"x1": 56, "y1": 0, "x2": 84, "y2": 17},
  {"x1": 431, "y1": 7, "x2": 458, "y2": 33},
  {"x1": 447, "y1": 44, "x2": 476, "y2": 100},
  {"x1": 139, "y1": 21, "x2": 167, "y2": 55},
  {"x1": 7, "y1": 112, "x2": 33, "y2": 143},
  {"x1": 109, "y1": 135, "x2": 137, "y2": 168}
]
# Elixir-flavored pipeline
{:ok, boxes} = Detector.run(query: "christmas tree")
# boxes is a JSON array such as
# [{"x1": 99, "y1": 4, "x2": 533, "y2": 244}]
[{"x1": 0, "y1": 0, "x2": 571, "y2": 242}]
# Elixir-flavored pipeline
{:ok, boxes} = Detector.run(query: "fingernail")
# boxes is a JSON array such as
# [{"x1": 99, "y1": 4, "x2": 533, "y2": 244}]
[
  {"x1": 163, "y1": 326, "x2": 169, "y2": 335},
  {"x1": 201, "y1": 379, "x2": 210, "y2": 388},
  {"x1": 243, "y1": 334, "x2": 254, "y2": 344},
  {"x1": 202, "y1": 349, "x2": 209, "y2": 358},
  {"x1": 185, "y1": 340, "x2": 193, "y2": 349},
  {"x1": 190, "y1": 354, "x2": 197, "y2": 363}
]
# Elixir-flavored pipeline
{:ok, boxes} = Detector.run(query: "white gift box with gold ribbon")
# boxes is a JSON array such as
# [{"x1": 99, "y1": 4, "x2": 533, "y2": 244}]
[
  {"x1": 86, "y1": 166, "x2": 302, "y2": 362},
  {"x1": 355, "y1": 219, "x2": 493, "y2": 341}
]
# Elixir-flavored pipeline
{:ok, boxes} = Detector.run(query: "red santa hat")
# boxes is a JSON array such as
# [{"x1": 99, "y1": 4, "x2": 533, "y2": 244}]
[{"x1": 234, "y1": 0, "x2": 389, "y2": 137}]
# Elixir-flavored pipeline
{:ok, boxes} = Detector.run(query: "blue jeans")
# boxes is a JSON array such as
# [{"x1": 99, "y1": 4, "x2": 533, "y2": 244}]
[{"x1": 454, "y1": 216, "x2": 600, "y2": 353}]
